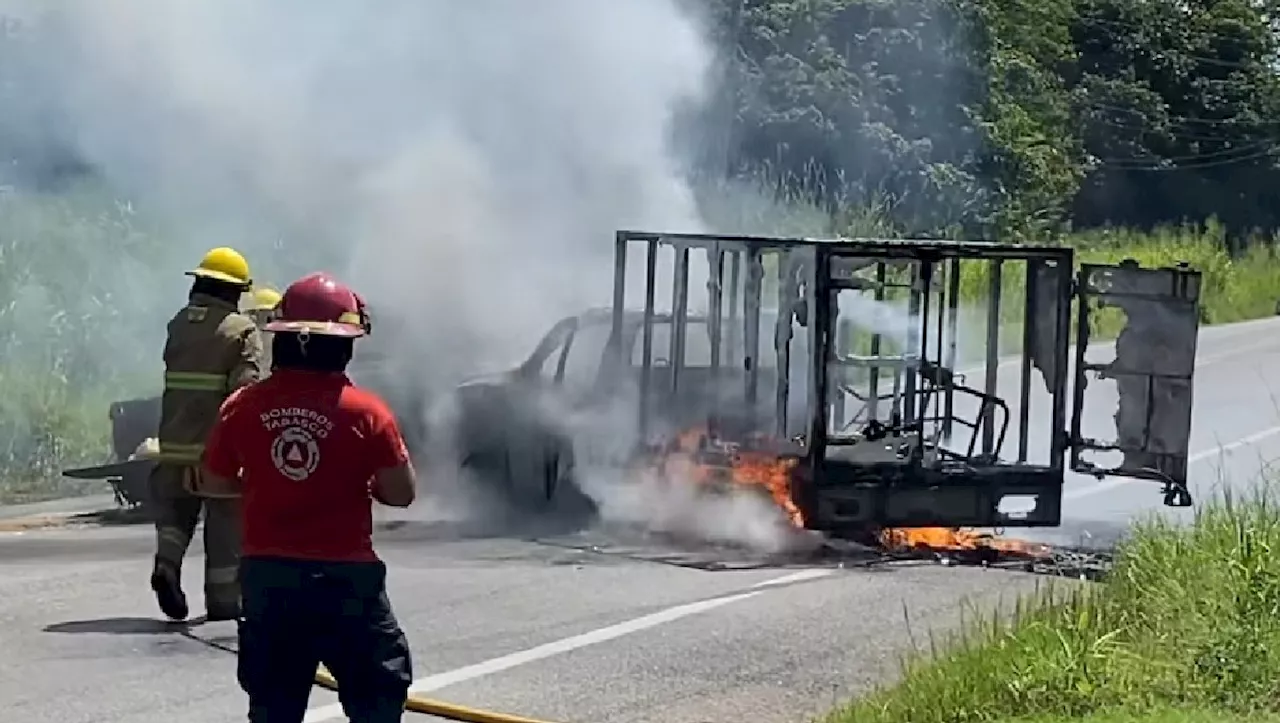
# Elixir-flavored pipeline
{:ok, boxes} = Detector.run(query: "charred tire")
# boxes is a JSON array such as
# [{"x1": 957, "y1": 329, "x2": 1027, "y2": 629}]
[
  {"x1": 541, "y1": 442, "x2": 597, "y2": 523},
  {"x1": 451, "y1": 384, "x2": 597, "y2": 529},
  {"x1": 459, "y1": 427, "x2": 596, "y2": 529}
]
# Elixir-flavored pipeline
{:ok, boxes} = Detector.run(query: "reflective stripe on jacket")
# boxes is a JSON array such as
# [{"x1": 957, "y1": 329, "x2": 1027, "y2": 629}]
[{"x1": 157, "y1": 292, "x2": 265, "y2": 465}]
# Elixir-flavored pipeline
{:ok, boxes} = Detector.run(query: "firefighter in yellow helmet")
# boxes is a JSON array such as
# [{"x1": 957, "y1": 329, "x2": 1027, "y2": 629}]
[
  {"x1": 244, "y1": 286, "x2": 282, "y2": 373},
  {"x1": 245, "y1": 287, "x2": 282, "y2": 327},
  {"x1": 150, "y1": 246, "x2": 266, "y2": 622}
]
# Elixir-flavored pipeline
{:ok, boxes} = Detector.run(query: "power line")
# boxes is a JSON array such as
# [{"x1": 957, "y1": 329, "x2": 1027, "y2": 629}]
[{"x1": 1098, "y1": 141, "x2": 1277, "y2": 171}]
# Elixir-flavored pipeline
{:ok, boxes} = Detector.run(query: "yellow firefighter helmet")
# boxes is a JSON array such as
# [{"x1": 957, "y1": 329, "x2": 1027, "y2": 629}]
[
  {"x1": 245, "y1": 286, "x2": 283, "y2": 312},
  {"x1": 186, "y1": 247, "x2": 252, "y2": 288}
]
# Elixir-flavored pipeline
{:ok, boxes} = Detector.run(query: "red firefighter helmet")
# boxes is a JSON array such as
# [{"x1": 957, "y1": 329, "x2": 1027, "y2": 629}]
[{"x1": 264, "y1": 272, "x2": 367, "y2": 338}]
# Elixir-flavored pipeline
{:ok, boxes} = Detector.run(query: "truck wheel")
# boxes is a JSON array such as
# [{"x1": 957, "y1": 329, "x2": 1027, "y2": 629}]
[
  {"x1": 458, "y1": 433, "x2": 596, "y2": 530},
  {"x1": 543, "y1": 443, "x2": 598, "y2": 525}
]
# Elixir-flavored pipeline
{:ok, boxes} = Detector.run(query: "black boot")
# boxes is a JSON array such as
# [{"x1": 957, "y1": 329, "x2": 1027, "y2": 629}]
[
  {"x1": 205, "y1": 584, "x2": 242, "y2": 622},
  {"x1": 150, "y1": 560, "x2": 189, "y2": 622},
  {"x1": 205, "y1": 601, "x2": 242, "y2": 622}
]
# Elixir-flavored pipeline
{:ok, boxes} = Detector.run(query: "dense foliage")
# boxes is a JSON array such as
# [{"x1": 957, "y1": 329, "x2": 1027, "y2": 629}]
[
  {"x1": 693, "y1": 0, "x2": 1280, "y2": 240},
  {"x1": 7, "y1": 2, "x2": 1280, "y2": 239}
]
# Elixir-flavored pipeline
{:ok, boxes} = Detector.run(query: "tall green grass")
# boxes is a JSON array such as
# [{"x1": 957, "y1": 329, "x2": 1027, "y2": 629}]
[
  {"x1": 825, "y1": 488, "x2": 1280, "y2": 723},
  {"x1": 0, "y1": 183, "x2": 170, "y2": 502}
]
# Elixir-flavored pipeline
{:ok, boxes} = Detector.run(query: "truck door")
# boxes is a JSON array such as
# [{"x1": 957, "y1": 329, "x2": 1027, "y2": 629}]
[{"x1": 1067, "y1": 259, "x2": 1203, "y2": 507}]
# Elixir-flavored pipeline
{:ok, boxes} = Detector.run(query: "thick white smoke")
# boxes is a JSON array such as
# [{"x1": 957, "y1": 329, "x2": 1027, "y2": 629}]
[
  {"x1": 35, "y1": 0, "x2": 710, "y2": 380},
  {"x1": 2, "y1": 0, "x2": 830, "y2": 547}
]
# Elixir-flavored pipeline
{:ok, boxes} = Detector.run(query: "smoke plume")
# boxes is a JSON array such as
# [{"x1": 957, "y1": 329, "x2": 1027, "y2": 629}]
[
  {"x1": 22, "y1": 0, "x2": 711, "y2": 377},
  {"x1": 0, "y1": 0, "x2": 834, "y2": 546}
]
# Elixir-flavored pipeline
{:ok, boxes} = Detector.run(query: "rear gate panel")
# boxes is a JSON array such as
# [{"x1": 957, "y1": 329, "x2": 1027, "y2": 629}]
[{"x1": 1068, "y1": 260, "x2": 1202, "y2": 506}]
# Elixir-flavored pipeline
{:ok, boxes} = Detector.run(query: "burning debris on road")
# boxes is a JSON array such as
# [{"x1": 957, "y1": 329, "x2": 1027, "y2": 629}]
[{"x1": 625, "y1": 423, "x2": 1113, "y2": 581}]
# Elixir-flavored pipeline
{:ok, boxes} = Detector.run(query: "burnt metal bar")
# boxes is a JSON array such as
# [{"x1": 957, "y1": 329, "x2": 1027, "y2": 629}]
[
  {"x1": 903, "y1": 262, "x2": 924, "y2": 425},
  {"x1": 774, "y1": 252, "x2": 791, "y2": 438},
  {"x1": 932, "y1": 260, "x2": 946, "y2": 435},
  {"x1": 805, "y1": 248, "x2": 834, "y2": 487},
  {"x1": 890, "y1": 285, "x2": 905, "y2": 422},
  {"x1": 943, "y1": 258, "x2": 961, "y2": 440},
  {"x1": 610, "y1": 232, "x2": 627, "y2": 365},
  {"x1": 801, "y1": 248, "x2": 821, "y2": 453},
  {"x1": 1050, "y1": 258, "x2": 1073, "y2": 468},
  {"x1": 833, "y1": 318, "x2": 852, "y2": 428},
  {"x1": 707, "y1": 247, "x2": 725, "y2": 375},
  {"x1": 670, "y1": 245, "x2": 690, "y2": 396},
  {"x1": 726, "y1": 252, "x2": 742, "y2": 363},
  {"x1": 982, "y1": 259, "x2": 1003, "y2": 456},
  {"x1": 915, "y1": 260, "x2": 934, "y2": 430},
  {"x1": 639, "y1": 239, "x2": 659, "y2": 442},
  {"x1": 1018, "y1": 262, "x2": 1038, "y2": 462},
  {"x1": 743, "y1": 248, "x2": 763, "y2": 418},
  {"x1": 867, "y1": 262, "x2": 886, "y2": 422},
  {"x1": 1067, "y1": 264, "x2": 1090, "y2": 468}
]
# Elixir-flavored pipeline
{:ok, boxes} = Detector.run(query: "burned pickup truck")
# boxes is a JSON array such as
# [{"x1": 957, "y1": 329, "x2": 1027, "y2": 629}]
[{"x1": 436, "y1": 230, "x2": 1203, "y2": 541}]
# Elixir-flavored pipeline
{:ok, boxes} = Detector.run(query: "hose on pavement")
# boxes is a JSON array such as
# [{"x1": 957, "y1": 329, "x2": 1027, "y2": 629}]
[
  {"x1": 313, "y1": 665, "x2": 560, "y2": 723},
  {"x1": 181, "y1": 630, "x2": 560, "y2": 723}
]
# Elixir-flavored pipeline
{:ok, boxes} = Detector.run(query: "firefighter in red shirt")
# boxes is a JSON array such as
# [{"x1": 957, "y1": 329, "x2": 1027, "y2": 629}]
[{"x1": 201, "y1": 272, "x2": 417, "y2": 723}]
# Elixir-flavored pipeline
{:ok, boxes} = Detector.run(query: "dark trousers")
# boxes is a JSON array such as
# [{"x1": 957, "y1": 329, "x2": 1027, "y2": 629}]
[
  {"x1": 150, "y1": 465, "x2": 242, "y2": 612},
  {"x1": 237, "y1": 556, "x2": 413, "y2": 723}
]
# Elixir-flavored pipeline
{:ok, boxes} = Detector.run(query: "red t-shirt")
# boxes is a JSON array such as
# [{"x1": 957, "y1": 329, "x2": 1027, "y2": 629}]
[{"x1": 203, "y1": 369, "x2": 410, "y2": 562}]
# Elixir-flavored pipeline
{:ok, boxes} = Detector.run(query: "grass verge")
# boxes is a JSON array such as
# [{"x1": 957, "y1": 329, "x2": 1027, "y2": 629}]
[
  {"x1": 824, "y1": 489, "x2": 1280, "y2": 723},
  {"x1": 1007, "y1": 710, "x2": 1280, "y2": 723}
]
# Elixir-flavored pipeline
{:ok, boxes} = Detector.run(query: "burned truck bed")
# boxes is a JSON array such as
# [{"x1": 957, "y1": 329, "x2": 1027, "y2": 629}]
[
  {"x1": 431, "y1": 229, "x2": 1205, "y2": 546},
  {"x1": 600, "y1": 231, "x2": 1203, "y2": 538}
]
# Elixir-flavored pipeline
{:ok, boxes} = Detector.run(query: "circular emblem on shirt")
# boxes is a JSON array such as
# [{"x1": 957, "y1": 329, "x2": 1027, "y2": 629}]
[{"x1": 270, "y1": 426, "x2": 321, "y2": 481}]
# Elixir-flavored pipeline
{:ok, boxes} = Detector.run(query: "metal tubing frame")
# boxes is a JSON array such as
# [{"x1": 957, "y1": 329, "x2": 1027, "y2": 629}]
[
  {"x1": 867, "y1": 262, "x2": 886, "y2": 422},
  {"x1": 743, "y1": 247, "x2": 764, "y2": 422},
  {"x1": 726, "y1": 252, "x2": 742, "y2": 367},
  {"x1": 942, "y1": 258, "x2": 961, "y2": 439},
  {"x1": 1048, "y1": 258, "x2": 1074, "y2": 469},
  {"x1": 832, "y1": 318, "x2": 852, "y2": 428},
  {"x1": 1017, "y1": 262, "x2": 1038, "y2": 463},
  {"x1": 773, "y1": 255, "x2": 791, "y2": 438},
  {"x1": 982, "y1": 260, "x2": 1003, "y2": 456},
  {"x1": 670, "y1": 245, "x2": 691, "y2": 397},
  {"x1": 610, "y1": 232, "x2": 628, "y2": 364},
  {"x1": 903, "y1": 261, "x2": 925, "y2": 425},
  {"x1": 707, "y1": 246, "x2": 725, "y2": 376},
  {"x1": 931, "y1": 261, "x2": 946, "y2": 440},
  {"x1": 639, "y1": 241, "x2": 659, "y2": 442},
  {"x1": 610, "y1": 230, "x2": 1077, "y2": 470}
]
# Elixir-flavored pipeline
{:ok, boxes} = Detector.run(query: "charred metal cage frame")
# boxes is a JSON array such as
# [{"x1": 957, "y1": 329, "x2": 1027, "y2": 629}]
[{"x1": 607, "y1": 231, "x2": 1203, "y2": 534}]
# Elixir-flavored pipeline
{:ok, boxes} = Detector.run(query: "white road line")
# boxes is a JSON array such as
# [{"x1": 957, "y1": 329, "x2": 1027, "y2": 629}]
[
  {"x1": 749, "y1": 568, "x2": 835, "y2": 588},
  {"x1": 1064, "y1": 424, "x2": 1280, "y2": 501},
  {"x1": 301, "y1": 568, "x2": 834, "y2": 722}
]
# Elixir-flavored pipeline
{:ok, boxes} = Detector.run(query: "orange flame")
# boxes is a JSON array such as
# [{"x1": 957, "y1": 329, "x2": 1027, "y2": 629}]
[
  {"x1": 653, "y1": 426, "x2": 805, "y2": 527},
  {"x1": 652, "y1": 426, "x2": 1052, "y2": 560},
  {"x1": 878, "y1": 527, "x2": 1052, "y2": 559}
]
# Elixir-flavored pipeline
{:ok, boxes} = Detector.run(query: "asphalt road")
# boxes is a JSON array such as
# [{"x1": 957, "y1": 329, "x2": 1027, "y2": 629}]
[{"x1": 3, "y1": 315, "x2": 1280, "y2": 723}]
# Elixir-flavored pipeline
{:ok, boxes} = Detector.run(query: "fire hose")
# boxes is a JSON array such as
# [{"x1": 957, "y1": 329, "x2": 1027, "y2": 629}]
[
  {"x1": 312, "y1": 665, "x2": 558, "y2": 723},
  {"x1": 184, "y1": 632, "x2": 561, "y2": 723}
]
